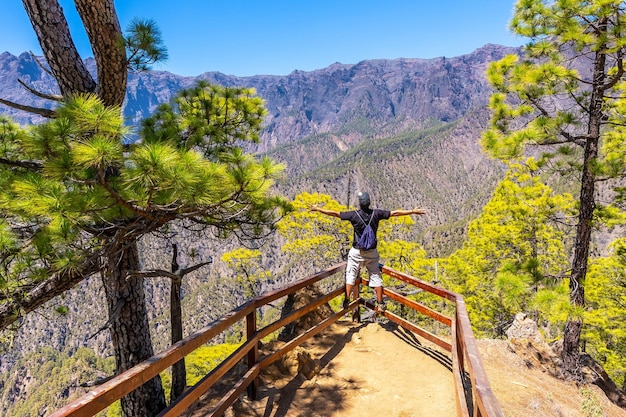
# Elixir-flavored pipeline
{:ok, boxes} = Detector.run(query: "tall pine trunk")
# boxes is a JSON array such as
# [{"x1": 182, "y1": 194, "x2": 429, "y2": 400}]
[
  {"x1": 562, "y1": 42, "x2": 605, "y2": 379},
  {"x1": 101, "y1": 240, "x2": 166, "y2": 417}
]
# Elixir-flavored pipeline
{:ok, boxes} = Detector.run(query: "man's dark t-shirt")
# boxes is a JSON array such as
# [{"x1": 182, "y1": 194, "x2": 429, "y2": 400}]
[{"x1": 340, "y1": 208, "x2": 391, "y2": 249}]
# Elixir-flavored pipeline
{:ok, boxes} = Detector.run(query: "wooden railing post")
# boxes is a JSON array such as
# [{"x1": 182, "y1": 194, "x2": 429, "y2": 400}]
[{"x1": 246, "y1": 310, "x2": 258, "y2": 400}]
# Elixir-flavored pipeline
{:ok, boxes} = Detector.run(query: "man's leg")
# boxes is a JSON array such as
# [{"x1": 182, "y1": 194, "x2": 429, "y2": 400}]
[
  {"x1": 374, "y1": 285, "x2": 383, "y2": 303},
  {"x1": 345, "y1": 283, "x2": 354, "y2": 303},
  {"x1": 362, "y1": 249, "x2": 386, "y2": 312},
  {"x1": 344, "y1": 248, "x2": 361, "y2": 308}
]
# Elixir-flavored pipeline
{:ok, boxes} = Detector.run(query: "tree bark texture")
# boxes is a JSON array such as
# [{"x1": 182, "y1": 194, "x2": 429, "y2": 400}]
[
  {"x1": 170, "y1": 280, "x2": 186, "y2": 402},
  {"x1": 74, "y1": 0, "x2": 127, "y2": 106},
  {"x1": 22, "y1": 0, "x2": 96, "y2": 98},
  {"x1": 101, "y1": 241, "x2": 166, "y2": 417},
  {"x1": 22, "y1": 0, "x2": 127, "y2": 107},
  {"x1": 562, "y1": 39, "x2": 605, "y2": 378},
  {"x1": 170, "y1": 244, "x2": 186, "y2": 402}
]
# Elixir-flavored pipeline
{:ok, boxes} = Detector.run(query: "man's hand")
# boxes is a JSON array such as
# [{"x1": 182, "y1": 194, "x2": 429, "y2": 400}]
[{"x1": 412, "y1": 207, "x2": 427, "y2": 215}]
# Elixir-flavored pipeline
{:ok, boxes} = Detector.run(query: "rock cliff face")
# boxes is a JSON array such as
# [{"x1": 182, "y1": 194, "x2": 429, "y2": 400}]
[{"x1": 1, "y1": 44, "x2": 517, "y2": 151}]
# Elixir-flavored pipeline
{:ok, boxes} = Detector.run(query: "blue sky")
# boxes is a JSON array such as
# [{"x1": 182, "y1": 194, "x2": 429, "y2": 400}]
[{"x1": 1, "y1": 1, "x2": 523, "y2": 77}]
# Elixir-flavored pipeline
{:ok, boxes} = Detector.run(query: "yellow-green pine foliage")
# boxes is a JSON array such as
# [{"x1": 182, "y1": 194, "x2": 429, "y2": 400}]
[
  {"x1": 585, "y1": 238, "x2": 626, "y2": 387},
  {"x1": 158, "y1": 343, "x2": 241, "y2": 403},
  {"x1": 277, "y1": 192, "x2": 352, "y2": 268},
  {"x1": 483, "y1": 0, "x2": 626, "y2": 228},
  {"x1": 221, "y1": 248, "x2": 269, "y2": 298},
  {"x1": 441, "y1": 164, "x2": 573, "y2": 337}
]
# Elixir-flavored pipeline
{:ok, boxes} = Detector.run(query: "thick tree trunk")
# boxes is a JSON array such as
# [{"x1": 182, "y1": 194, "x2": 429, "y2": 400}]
[
  {"x1": 22, "y1": 0, "x2": 127, "y2": 107},
  {"x1": 22, "y1": 0, "x2": 96, "y2": 96},
  {"x1": 74, "y1": 0, "x2": 127, "y2": 106},
  {"x1": 101, "y1": 241, "x2": 166, "y2": 417}
]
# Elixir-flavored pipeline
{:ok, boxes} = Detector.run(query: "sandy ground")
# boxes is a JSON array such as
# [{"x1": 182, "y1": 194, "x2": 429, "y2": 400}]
[
  {"x1": 248, "y1": 319, "x2": 456, "y2": 417},
  {"x1": 186, "y1": 314, "x2": 626, "y2": 417}
]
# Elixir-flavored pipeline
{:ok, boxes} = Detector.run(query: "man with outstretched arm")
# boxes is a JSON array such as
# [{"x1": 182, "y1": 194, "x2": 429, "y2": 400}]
[{"x1": 310, "y1": 191, "x2": 426, "y2": 313}]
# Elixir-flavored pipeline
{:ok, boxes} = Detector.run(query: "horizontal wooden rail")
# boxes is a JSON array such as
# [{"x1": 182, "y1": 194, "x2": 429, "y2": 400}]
[
  {"x1": 49, "y1": 262, "x2": 504, "y2": 417},
  {"x1": 49, "y1": 263, "x2": 346, "y2": 417},
  {"x1": 384, "y1": 287, "x2": 453, "y2": 327}
]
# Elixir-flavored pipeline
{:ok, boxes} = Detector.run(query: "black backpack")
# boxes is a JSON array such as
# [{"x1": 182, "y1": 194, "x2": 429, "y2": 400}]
[{"x1": 355, "y1": 211, "x2": 376, "y2": 249}]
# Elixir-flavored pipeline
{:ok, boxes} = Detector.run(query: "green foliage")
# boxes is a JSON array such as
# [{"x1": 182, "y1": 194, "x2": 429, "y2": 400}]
[
  {"x1": 55, "y1": 305, "x2": 69, "y2": 316},
  {"x1": 156, "y1": 343, "x2": 240, "y2": 403},
  {"x1": 143, "y1": 82, "x2": 268, "y2": 151},
  {"x1": 122, "y1": 18, "x2": 168, "y2": 72},
  {"x1": 441, "y1": 164, "x2": 573, "y2": 337},
  {"x1": 0, "y1": 83, "x2": 290, "y2": 326},
  {"x1": 277, "y1": 192, "x2": 352, "y2": 267},
  {"x1": 157, "y1": 342, "x2": 241, "y2": 403},
  {"x1": 580, "y1": 387, "x2": 604, "y2": 417},
  {"x1": 483, "y1": 0, "x2": 626, "y2": 229},
  {"x1": 221, "y1": 248, "x2": 270, "y2": 297},
  {"x1": 584, "y1": 238, "x2": 626, "y2": 387},
  {"x1": 185, "y1": 343, "x2": 242, "y2": 385},
  {"x1": 479, "y1": 0, "x2": 626, "y2": 374},
  {"x1": 0, "y1": 347, "x2": 115, "y2": 417}
]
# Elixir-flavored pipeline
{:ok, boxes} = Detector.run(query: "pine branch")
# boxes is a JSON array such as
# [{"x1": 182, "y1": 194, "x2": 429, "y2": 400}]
[
  {"x1": 0, "y1": 97, "x2": 55, "y2": 118},
  {"x1": 129, "y1": 260, "x2": 212, "y2": 282},
  {"x1": 0, "y1": 157, "x2": 43, "y2": 171},
  {"x1": 17, "y1": 79, "x2": 63, "y2": 102},
  {"x1": 76, "y1": 375, "x2": 115, "y2": 388},
  {"x1": 28, "y1": 50, "x2": 54, "y2": 78},
  {"x1": 89, "y1": 299, "x2": 124, "y2": 340},
  {"x1": 0, "y1": 253, "x2": 101, "y2": 330},
  {"x1": 180, "y1": 260, "x2": 213, "y2": 276}
]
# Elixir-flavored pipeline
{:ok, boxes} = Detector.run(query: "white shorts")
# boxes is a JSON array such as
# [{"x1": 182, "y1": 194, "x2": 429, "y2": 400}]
[{"x1": 345, "y1": 247, "x2": 382, "y2": 287}]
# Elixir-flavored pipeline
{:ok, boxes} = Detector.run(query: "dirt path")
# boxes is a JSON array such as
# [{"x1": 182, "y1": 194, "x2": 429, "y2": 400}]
[
  {"x1": 226, "y1": 317, "x2": 456, "y2": 417},
  {"x1": 185, "y1": 313, "x2": 626, "y2": 417}
]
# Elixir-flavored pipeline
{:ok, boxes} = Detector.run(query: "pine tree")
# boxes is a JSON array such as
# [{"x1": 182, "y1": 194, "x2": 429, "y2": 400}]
[
  {"x1": 0, "y1": 3, "x2": 289, "y2": 416},
  {"x1": 0, "y1": 88, "x2": 289, "y2": 416},
  {"x1": 441, "y1": 164, "x2": 573, "y2": 337},
  {"x1": 482, "y1": 0, "x2": 626, "y2": 378}
]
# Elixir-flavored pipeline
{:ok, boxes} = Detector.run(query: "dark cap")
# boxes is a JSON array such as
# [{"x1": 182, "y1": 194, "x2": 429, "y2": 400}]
[{"x1": 357, "y1": 191, "x2": 370, "y2": 208}]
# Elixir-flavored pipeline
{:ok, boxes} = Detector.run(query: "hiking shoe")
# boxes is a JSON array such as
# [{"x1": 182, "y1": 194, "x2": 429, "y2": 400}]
[
  {"x1": 376, "y1": 301, "x2": 386, "y2": 313},
  {"x1": 342, "y1": 299, "x2": 350, "y2": 310}
]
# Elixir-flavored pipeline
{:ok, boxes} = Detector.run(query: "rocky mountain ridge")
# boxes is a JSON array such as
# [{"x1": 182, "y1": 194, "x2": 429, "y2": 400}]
[{"x1": 1, "y1": 44, "x2": 516, "y2": 150}]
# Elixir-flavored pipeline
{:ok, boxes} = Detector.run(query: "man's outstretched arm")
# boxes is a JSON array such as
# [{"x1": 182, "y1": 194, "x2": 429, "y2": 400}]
[
  {"x1": 310, "y1": 205, "x2": 341, "y2": 218},
  {"x1": 390, "y1": 207, "x2": 427, "y2": 217}
]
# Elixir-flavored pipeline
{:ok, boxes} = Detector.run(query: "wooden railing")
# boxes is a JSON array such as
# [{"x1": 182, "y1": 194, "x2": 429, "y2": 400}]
[{"x1": 48, "y1": 263, "x2": 504, "y2": 417}]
